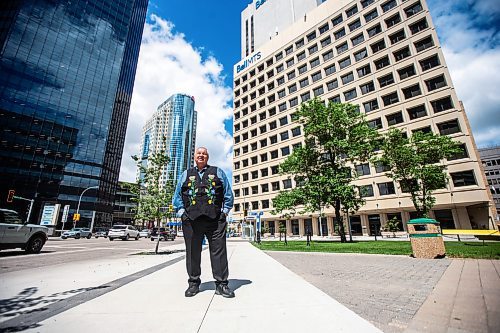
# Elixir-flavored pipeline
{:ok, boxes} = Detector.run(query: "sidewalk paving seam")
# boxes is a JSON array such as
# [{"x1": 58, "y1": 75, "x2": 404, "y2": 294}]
[{"x1": 0, "y1": 254, "x2": 185, "y2": 332}]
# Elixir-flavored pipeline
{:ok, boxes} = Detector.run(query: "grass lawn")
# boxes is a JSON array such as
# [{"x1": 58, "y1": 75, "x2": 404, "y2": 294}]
[{"x1": 252, "y1": 240, "x2": 500, "y2": 259}]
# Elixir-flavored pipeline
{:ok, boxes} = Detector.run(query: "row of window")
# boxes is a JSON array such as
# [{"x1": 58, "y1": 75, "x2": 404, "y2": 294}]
[
  {"x1": 234, "y1": 143, "x2": 301, "y2": 170},
  {"x1": 235, "y1": 0, "x2": 424, "y2": 88},
  {"x1": 234, "y1": 32, "x2": 436, "y2": 120}
]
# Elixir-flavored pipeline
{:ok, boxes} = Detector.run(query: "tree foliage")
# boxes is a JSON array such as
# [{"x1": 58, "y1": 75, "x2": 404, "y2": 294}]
[
  {"x1": 272, "y1": 99, "x2": 379, "y2": 242},
  {"x1": 377, "y1": 128, "x2": 462, "y2": 218},
  {"x1": 127, "y1": 137, "x2": 174, "y2": 228}
]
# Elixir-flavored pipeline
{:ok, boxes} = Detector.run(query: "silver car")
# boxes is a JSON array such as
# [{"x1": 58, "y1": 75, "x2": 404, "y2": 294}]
[
  {"x1": 139, "y1": 229, "x2": 150, "y2": 238},
  {"x1": 108, "y1": 225, "x2": 140, "y2": 241},
  {"x1": 0, "y1": 208, "x2": 48, "y2": 253},
  {"x1": 61, "y1": 228, "x2": 92, "y2": 239}
]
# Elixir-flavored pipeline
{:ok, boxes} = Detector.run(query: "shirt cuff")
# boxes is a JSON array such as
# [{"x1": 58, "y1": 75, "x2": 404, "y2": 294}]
[
  {"x1": 222, "y1": 208, "x2": 229, "y2": 215},
  {"x1": 176, "y1": 209, "x2": 185, "y2": 218}
]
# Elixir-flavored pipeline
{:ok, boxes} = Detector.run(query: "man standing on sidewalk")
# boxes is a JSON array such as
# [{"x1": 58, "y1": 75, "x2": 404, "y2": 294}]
[{"x1": 173, "y1": 147, "x2": 235, "y2": 298}]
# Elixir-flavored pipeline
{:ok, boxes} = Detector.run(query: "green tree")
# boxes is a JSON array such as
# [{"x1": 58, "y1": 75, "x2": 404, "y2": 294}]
[
  {"x1": 377, "y1": 128, "x2": 462, "y2": 218},
  {"x1": 128, "y1": 137, "x2": 174, "y2": 231},
  {"x1": 272, "y1": 99, "x2": 379, "y2": 243}
]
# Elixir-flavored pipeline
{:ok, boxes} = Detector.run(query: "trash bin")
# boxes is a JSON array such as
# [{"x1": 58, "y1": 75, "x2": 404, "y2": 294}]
[{"x1": 407, "y1": 218, "x2": 445, "y2": 259}]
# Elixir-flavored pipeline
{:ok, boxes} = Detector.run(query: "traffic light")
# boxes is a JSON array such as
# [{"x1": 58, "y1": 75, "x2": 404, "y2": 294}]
[
  {"x1": 7, "y1": 190, "x2": 15, "y2": 203},
  {"x1": 73, "y1": 213, "x2": 80, "y2": 222}
]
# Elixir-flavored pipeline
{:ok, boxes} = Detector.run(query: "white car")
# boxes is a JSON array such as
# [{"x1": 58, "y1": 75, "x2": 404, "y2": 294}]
[
  {"x1": 139, "y1": 229, "x2": 150, "y2": 238},
  {"x1": 0, "y1": 208, "x2": 48, "y2": 253},
  {"x1": 61, "y1": 228, "x2": 92, "y2": 239},
  {"x1": 108, "y1": 225, "x2": 140, "y2": 241}
]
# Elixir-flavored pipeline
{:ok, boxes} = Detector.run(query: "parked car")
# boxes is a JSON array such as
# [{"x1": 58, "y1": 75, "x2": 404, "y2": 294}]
[
  {"x1": 0, "y1": 208, "x2": 48, "y2": 254},
  {"x1": 150, "y1": 227, "x2": 176, "y2": 241},
  {"x1": 61, "y1": 228, "x2": 92, "y2": 239},
  {"x1": 139, "y1": 229, "x2": 150, "y2": 238},
  {"x1": 108, "y1": 225, "x2": 140, "y2": 241},
  {"x1": 94, "y1": 230, "x2": 108, "y2": 238}
]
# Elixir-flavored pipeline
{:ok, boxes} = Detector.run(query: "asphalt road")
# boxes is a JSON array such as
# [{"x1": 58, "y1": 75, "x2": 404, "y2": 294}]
[{"x1": 0, "y1": 236, "x2": 184, "y2": 273}]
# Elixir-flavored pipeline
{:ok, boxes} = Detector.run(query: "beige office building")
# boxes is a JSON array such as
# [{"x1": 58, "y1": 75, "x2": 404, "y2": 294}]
[{"x1": 232, "y1": 0, "x2": 496, "y2": 236}]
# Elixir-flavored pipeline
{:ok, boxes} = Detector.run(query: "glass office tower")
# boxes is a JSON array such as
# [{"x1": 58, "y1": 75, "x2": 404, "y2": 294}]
[
  {"x1": 139, "y1": 94, "x2": 197, "y2": 187},
  {"x1": 0, "y1": 0, "x2": 148, "y2": 230}
]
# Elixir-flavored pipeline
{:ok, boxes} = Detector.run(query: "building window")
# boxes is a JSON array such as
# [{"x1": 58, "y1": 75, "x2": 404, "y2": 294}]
[
  {"x1": 269, "y1": 121, "x2": 277, "y2": 130},
  {"x1": 405, "y1": 1, "x2": 423, "y2": 18},
  {"x1": 260, "y1": 153, "x2": 268, "y2": 162},
  {"x1": 341, "y1": 72, "x2": 354, "y2": 85},
  {"x1": 368, "y1": 117, "x2": 382, "y2": 129},
  {"x1": 313, "y1": 86, "x2": 324, "y2": 96},
  {"x1": 420, "y1": 54, "x2": 440, "y2": 71},
  {"x1": 288, "y1": 84, "x2": 297, "y2": 94},
  {"x1": 261, "y1": 184, "x2": 269, "y2": 193},
  {"x1": 354, "y1": 48, "x2": 368, "y2": 61},
  {"x1": 299, "y1": 78, "x2": 309, "y2": 88},
  {"x1": 357, "y1": 64, "x2": 371, "y2": 77},
  {"x1": 385, "y1": 13, "x2": 401, "y2": 28},
  {"x1": 351, "y1": 33, "x2": 365, "y2": 47},
  {"x1": 334, "y1": 27, "x2": 346, "y2": 40},
  {"x1": 349, "y1": 19, "x2": 362, "y2": 32},
  {"x1": 296, "y1": 38, "x2": 305, "y2": 49},
  {"x1": 382, "y1": 0, "x2": 397, "y2": 12},
  {"x1": 297, "y1": 51, "x2": 306, "y2": 61},
  {"x1": 448, "y1": 143, "x2": 468, "y2": 160},
  {"x1": 329, "y1": 95, "x2": 341, "y2": 103},
  {"x1": 431, "y1": 96, "x2": 454, "y2": 113},
  {"x1": 291, "y1": 126, "x2": 301, "y2": 137},
  {"x1": 307, "y1": 31, "x2": 317, "y2": 42},
  {"x1": 289, "y1": 97, "x2": 298, "y2": 107},
  {"x1": 356, "y1": 163, "x2": 371, "y2": 176},
  {"x1": 312, "y1": 71, "x2": 322, "y2": 82},
  {"x1": 375, "y1": 161, "x2": 390, "y2": 173},
  {"x1": 386, "y1": 111, "x2": 404, "y2": 125},
  {"x1": 270, "y1": 135, "x2": 278, "y2": 143},
  {"x1": 321, "y1": 36, "x2": 332, "y2": 47},
  {"x1": 402, "y1": 84, "x2": 422, "y2": 99},
  {"x1": 323, "y1": 50, "x2": 334, "y2": 61},
  {"x1": 371, "y1": 39, "x2": 386, "y2": 53},
  {"x1": 287, "y1": 70, "x2": 296, "y2": 80},
  {"x1": 364, "y1": 99, "x2": 379, "y2": 113},
  {"x1": 310, "y1": 57, "x2": 320, "y2": 68},
  {"x1": 389, "y1": 29, "x2": 406, "y2": 45},
  {"x1": 393, "y1": 46, "x2": 411, "y2": 61},
  {"x1": 374, "y1": 55, "x2": 390, "y2": 70},
  {"x1": 251, "y1": 170, "x2": 258, "y2": 179},
  {"x1": 278, "y1": 103, "x2": 287, "y2": 112},
  {"x1": 308, "y1": 44, "x2": 318, "y2": 55},
  {"x1": 360, "y1": 184, "x2": 374, "y2": 197},
  {"x1": 327, "y1": 79, "x2": 339, "y2": 91},
  {"x1": 280, "y1": 131, "x2": 289, "y2": 140},
  {"x1": 412, "y1": 126, "x2": 432, "y2": 135},
  {"x1": 298, "y1": 64, "x2": 308, "y2": 74},
  {"x1": 271, "y1": 181, "x2": 280, "y2": 191},
  {"x1": 407, "y1": 104, "x2": 427, "y2": 120},
  {"x1": 271, "y1": 165, "x2": 279, "y2": 175},
  {"x1": 451, "y1": 170, "x2": 476, "y2": 187},
  {"x1": 279, "y1": 116, "x2": 288, "y2": 126},
  {"x1": 378, "y1": 73, "x2": 395, "y2": 87},
  {"x1": 261, "y1": 168, "x2": 269, "y2": 177},
  {"x1": 324, "y1": 64, "x2": 336, "y2": 76},
  {"x1": 346, "y1": 5, "x2": 358, "y2": 18},
  {"x1": 337, "y1": 42, "x2": 349, "y2": 54},
  {"x1": 281, "y1": 146, "x2": 290, "y2": 156},
  {"x1": 339, "y1": 56, "x2": 352, "y2": 69},
  {"x1": 382, "y1": 91, "x2": 399, "y2": 106},
  {"x1": 378, "y1": 182, "x2": 396, "y2": 195},
  {"x1": 410, "y1": 18, "x2": 428, "y2": 34},
  {"x1": 361, "y1": 0, "x2": 375, "y2": 8},
  {"x1": 332, "y1": 14, "x2": 343, "y2": 27},
  {"x1": 260, "y1": 138, "x2": 267, "y2": 148},
  {"x1": 360, "y1": 81, "x2": 375, "y2": 95},
  {"x1": 425, "y1": 75, "x2": 447, "y2": 91},
  {"x1": 301, "y1": 92, "x2": 311, "y2": 102},
  {"x1": 344, "y1": 88, "x2": 357, "y2": 101},
  {"x1": 319, "y1": 23, "x2": 330, "y2": 35},
  {"x1": 276, "y1": 64, "x2": 284, "y2": 73},
  {"x1": 283, "y1": 179, "x2": 292, "y2": 189},
  {"x1": 437, "y1": 119, "x2": 461, "y2": 135},
  {"x1": 367, "y1": 23, "x2": 382, "y2": 37},
  {"x1": 278, "y1": 89, "x2": 286, "y2": 99},
  {"x1": 398, "y1": 64, "x2": 416, "y2": 80},
  {"x1": 364, "y1": 9, "x2": 378, "y2": 23},
  {"x1": 270, "y1": 150, "x2": 279, "y2": 159},
  {"x1": 414, "y1": 35, "x2": 434, "y2": 52},
  {"x1": 285, "y1": 45, "x2": 293, "y2": 55},
  {"x1": 286, "y1": 58, "x2": 295, "y2": 68}
]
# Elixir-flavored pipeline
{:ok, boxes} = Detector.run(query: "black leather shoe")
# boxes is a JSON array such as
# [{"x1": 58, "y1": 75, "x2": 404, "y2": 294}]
[
  {"x1": 215, "y1": 284, "x2": 235, "y2": 298},
  {"x1": 185, "y1": 284, "x2": 199, "y2": 297}
]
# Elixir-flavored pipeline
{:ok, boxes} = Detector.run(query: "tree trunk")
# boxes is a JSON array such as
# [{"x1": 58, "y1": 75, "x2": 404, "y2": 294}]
[{"x1": 335, "y1": 199, "x2": 347, "y2": 242}]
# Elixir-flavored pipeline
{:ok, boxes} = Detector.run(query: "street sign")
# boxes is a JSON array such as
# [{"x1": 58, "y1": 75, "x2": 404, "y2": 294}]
[
  {"x1": 73, "y1": 213, "x2": 80, "y2": 222},
  {"x1": 40, "y1": 204, "x2": 61, "y2": 226}
]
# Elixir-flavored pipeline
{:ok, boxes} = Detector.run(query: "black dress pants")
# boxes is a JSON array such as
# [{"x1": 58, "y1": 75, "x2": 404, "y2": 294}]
[{"x1": 182, "y1": 214, "x2": 229, "y2": 286}]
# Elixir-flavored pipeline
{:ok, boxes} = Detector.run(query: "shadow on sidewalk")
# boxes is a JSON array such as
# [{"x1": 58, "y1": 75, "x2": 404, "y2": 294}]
[{"x1": 199, "y1": 279, "x2": 252, "y2": 292}]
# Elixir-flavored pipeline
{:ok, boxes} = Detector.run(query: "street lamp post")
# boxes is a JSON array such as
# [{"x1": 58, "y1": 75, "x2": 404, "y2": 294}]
[{"x1": 75, "y1": 186, "x2": 99, "y2": 228}]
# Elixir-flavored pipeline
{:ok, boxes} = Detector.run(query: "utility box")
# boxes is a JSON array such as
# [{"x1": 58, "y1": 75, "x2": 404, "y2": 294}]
[{"x1": 407, "y1": 218, "x2": 446, "y2": 259}]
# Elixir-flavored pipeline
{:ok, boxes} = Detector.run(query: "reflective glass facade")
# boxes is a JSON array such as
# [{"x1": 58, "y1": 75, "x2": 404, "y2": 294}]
[{"x1": 0, "y1": 0, "x2": 148, "y2": 229}]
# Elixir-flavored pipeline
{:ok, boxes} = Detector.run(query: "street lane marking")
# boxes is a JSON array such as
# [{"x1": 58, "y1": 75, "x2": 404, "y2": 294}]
[{"x1": 0, "y1": 254, "x2": 185, "y2": 331}]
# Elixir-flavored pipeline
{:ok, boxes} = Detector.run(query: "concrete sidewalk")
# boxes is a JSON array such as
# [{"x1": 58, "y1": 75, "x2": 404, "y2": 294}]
[{"x1": 2, "y1": 241, "x2": 382, "y2": 332}]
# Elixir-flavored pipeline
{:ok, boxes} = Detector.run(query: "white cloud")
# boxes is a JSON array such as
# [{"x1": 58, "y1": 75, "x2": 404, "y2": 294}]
[
  {"x1": 428, "y1": 0, "x2": 500, "y2": 148},
  {"x1": 119, "y1": 14, "x2": 233, "y2": 183}
]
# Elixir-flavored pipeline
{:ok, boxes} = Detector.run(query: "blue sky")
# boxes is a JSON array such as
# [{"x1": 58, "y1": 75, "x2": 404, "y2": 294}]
[{"x1": 119, "y1": 0, "x2": 500, "y2": 182}]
